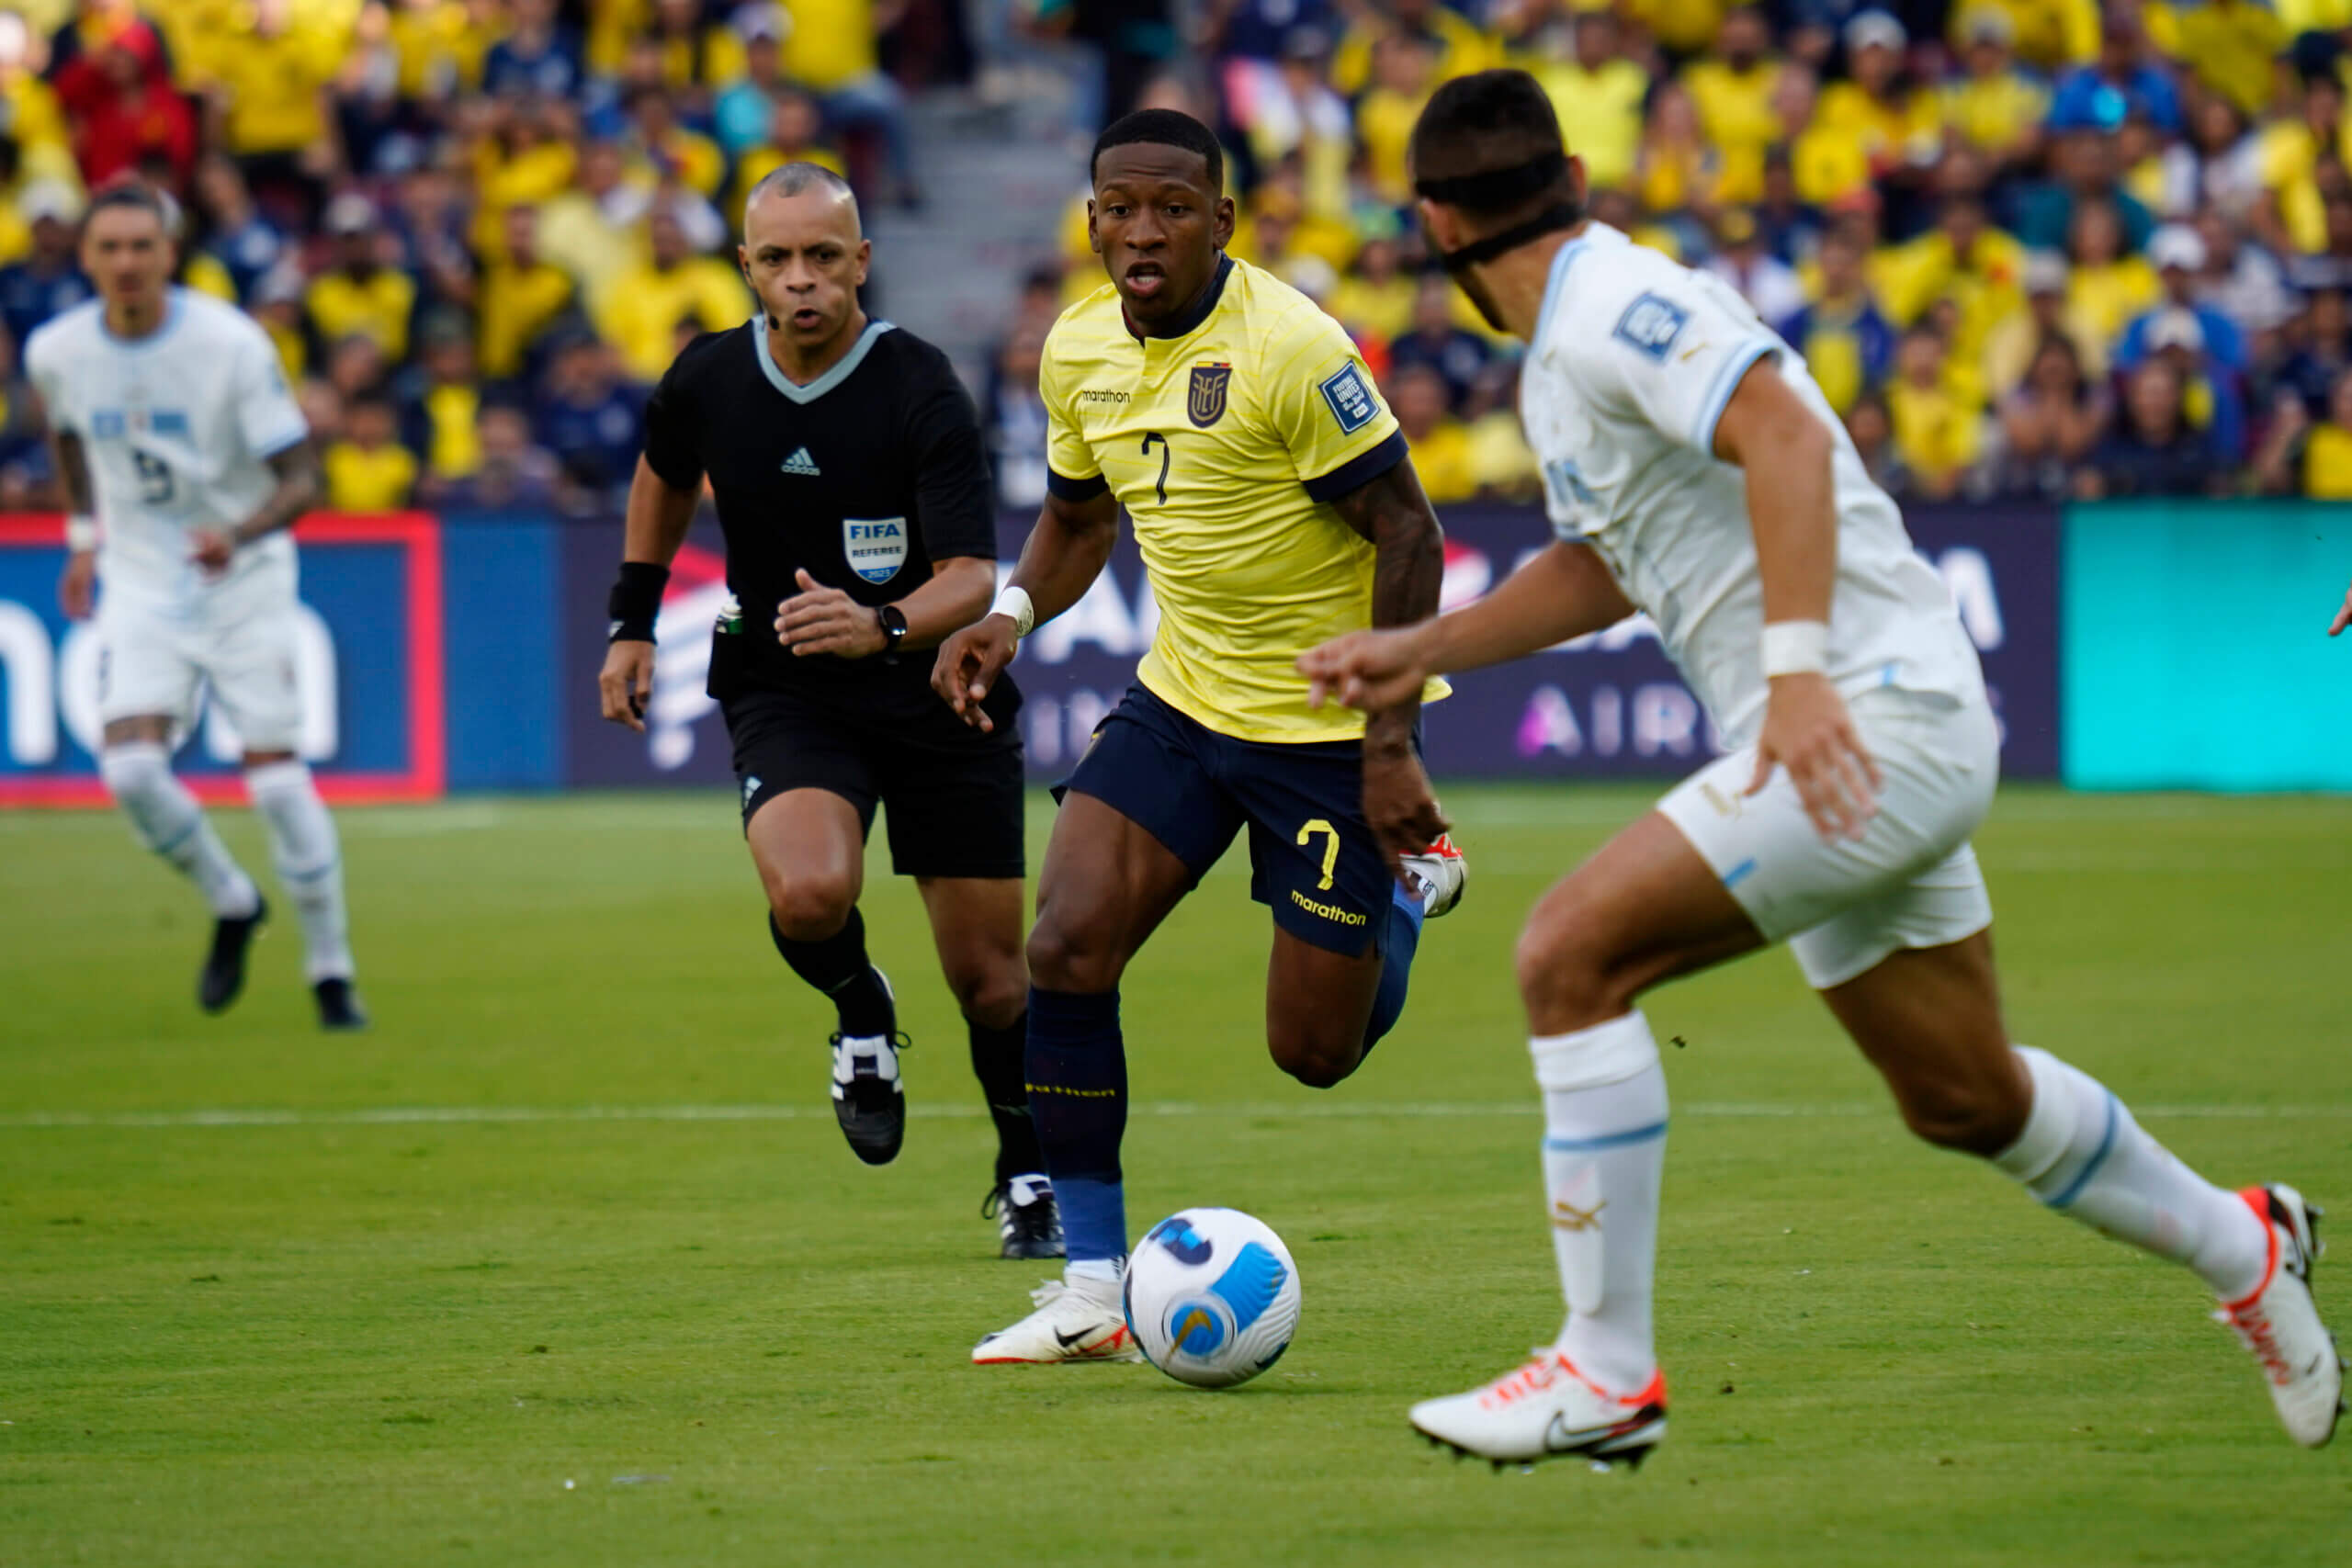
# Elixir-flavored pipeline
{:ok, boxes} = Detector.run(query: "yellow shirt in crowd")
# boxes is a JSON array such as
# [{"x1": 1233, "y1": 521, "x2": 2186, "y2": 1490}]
[{"x1": 324, "y1": 441, "x2": 420, "y2": 512}]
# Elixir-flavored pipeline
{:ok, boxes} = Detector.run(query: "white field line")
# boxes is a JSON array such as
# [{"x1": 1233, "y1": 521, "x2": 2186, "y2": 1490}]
[{"x1": 0, "y1": 1100, "x2": 2345, "y2": 1131}]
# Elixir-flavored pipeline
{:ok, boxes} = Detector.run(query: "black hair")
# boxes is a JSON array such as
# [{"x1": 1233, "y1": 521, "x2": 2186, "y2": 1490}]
[
  {"x1": 1408, "y1": 71, "x2": 1567, "y2": 220},
  {"x1": 1091, "y1": 108, "x2": 1223, "y2": 191},
  {"x1": 86, "y1": 180, "x2": 177, "y2": 235}
]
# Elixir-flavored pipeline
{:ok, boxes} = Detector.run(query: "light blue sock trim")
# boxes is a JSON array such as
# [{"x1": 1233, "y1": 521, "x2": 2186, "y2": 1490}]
[
  {"x1": 2041, "y1": 1093, "x2": 2120, "y2": 1210},
  {"x1": 1543, "y1": 1120, "x2": 1669, "y2": 1154}
]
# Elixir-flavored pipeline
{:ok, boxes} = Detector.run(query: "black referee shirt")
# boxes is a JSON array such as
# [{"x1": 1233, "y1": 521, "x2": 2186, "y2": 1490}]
[{"x1": 642, "y1": 316, "x2": 999, "y2": 706}]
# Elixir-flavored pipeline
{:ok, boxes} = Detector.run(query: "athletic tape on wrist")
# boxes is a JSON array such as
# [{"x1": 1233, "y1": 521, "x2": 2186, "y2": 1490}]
[
  {"x1": 65, "y1": 514, "x2": 98, "y2": 551},
  {"x1": 607, "y1": 561, "x2": 670, "y2": 643},
  {"x1": 991, "y1": 585, "x2": 1035, "y2": 639},
  {"x1": 1761, "y1": 620, "x2": 1828, "y2": 679}
]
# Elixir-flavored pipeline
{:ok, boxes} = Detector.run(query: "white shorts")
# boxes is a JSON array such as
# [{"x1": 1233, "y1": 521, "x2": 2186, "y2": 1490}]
[
  {"x1": 1657, "y1": 688, "x2": 2000, "y2": 990},
  {"x1": 96, "y1": 586, "x2": 303, "y2": 752}
]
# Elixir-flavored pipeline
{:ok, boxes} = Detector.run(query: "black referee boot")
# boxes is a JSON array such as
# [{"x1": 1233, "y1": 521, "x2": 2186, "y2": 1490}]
[
  {"x1": 984, "y1": 1175, "x2": 1065, "y2": 1260},
  {"x1": 831, "y1": 968, "x2": 907, "y2": 1165},
  {"x1": 198, "y1": 896, "x2": 268, "y2": 1014}
]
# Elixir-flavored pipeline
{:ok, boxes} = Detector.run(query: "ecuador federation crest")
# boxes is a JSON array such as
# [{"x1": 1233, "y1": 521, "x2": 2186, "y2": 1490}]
[{"x1": 1188, "y1": 362, "x2": 1232, "y2": 428}]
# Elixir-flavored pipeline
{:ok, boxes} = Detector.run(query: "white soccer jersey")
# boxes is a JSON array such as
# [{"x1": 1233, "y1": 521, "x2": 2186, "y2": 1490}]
[
  {"x1": 1519, "y1": 224, "x2": 1982, "y2": 748},
  {"x1": 25, "y1": 288, "x2": 308, "y2": 604}
]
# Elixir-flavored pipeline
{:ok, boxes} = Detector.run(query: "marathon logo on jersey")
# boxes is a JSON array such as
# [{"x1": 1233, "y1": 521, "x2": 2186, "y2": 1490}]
[
  {"x1": 843, "y1": 516, "x2": 908, "y2": 584},
  {"x1": 1188, "y1": 363, "x2": 1232, "y2": 428},
  {"x1": 1318, "y1": 362, "x2": 1379, "y2": 434},
  {"x1": 1613, "y1": 293, "x2": 1690, "y2": 360}
]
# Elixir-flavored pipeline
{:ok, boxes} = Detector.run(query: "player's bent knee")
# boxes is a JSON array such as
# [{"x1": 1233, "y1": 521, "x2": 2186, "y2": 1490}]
[
  {"x1": 949, "y1": 965, "x2": 1027, "y2": 1030},
  {"x1": 1891, "y1": 1070, "x2": 2031, "y2": 1156},
  {"x1": 767, "y1": 876, "x2": 857, "y2": 943},
  {"x1": 1268, "y1": 1032, "x2": 1360, "y2": 1090},
  {"x1": 1025, "y1": 917, "x2": 1124, "y2": 995},
  {"x1": 1513, "y1": 911, "x2": 1625, "y2": 1029}
]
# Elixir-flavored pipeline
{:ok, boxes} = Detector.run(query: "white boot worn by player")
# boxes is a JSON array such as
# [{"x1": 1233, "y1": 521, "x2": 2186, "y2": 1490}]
[
  {"x1": 1409, "y1": 1350, "x2": 1667, "y2": 1471},
  {"x1": 971, "y1": 1270, "x2": 1142, "y2": 1365},
  {"x1": 2216, "y1": 1184, "x2": 2345, "y2": 1448},
  {"x1": 1401, "y1": 832, "x2": 1467, "y2": 918}
]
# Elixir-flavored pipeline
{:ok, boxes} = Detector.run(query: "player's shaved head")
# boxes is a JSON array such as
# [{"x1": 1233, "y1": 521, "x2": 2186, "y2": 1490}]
[{"x1": 743, "y1": 161, "x2": 860, "y2": 243}]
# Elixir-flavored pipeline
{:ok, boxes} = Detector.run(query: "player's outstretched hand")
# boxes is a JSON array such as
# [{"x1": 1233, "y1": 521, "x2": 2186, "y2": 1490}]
[
  {"x1": 1298, "y1": 626, "x2": 1430, "y2": 714},
  {"x1": 599, "y1": 639, "x2": 655, "y2": 733},
  {"x1": 188, "y1": 529, "x2": 235, "y2": 577},
  {"x1": 2330, "y1": 578, "x2": 2352, "y2": 637},
  {"x1": 57, "y1": 549, "x2": 96, "y2": 620},
  {"x1": 932, "y1": 615, "x2": 1018, "y2": 733},
  {"x1": 776, "y1": 569, "x2": 885, "y2": 659},
  {"x1": 1363, "y1": 747, "x2": 1449, "y2": 885},
  {"x1": 1749, "y1": 672, "x2": 1882, "y2": 841}
]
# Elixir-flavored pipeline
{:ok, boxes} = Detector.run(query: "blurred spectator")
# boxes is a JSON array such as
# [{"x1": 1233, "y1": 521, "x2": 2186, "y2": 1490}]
[
  {"x1": 2015, "y1": 124, "x2": 2156, "y2": 253},
  {"x1": 2178, "y1": 96, "x2": 2266, "y2": 230},
  {"x1": 1329, "y1": 220, "x2": 1415, "y2": 347},
  {"x1": 2118, "y1": 224, "x2": 2248, "y2": 371},
  {"x1": 1814, "y1": 12, "x2": 1938, "y2": 190},
  {"x1": 484, "y1": 0, "x2": 584, "y2": 101},
  {"x1": 1330, "y1": 0, "x2": 1497, "y2": 97},
  {"x1": 594, "y1": 209, "x2": 743, "y2": 383},
  {"x1": 1704, "y1": 207, "x2": 1804, "y2": 325},
  {"x1": 2196, "y1": 207, "x2": 2297, "y2": 339},
  {"x1": 424, "y1": 401, "x2": 561, "y2": 514},
  {"x1": 1635, "y1": 80, "x2": 1720, "y2": 223},
  {"x1": 2165, "y1": 0, "x2": 2288, "y2": 120},
  {"x1": 477, "y1": 203, "x2": 575, "y2": 385},
  {"x1": 2143, "y1": 306, "x2": 2249, "y2": 461},
  {"x1": 537, "y1": 334, "x2": 646, "y2": 513},
  {"x1": 50, "y1": 13, "x2": 193, "y2": 189},
  {"x1": 1464, "y1": 359, "x2": 1538, "y2": 501},
  {"x1": 1885, "y1": 324, "x2": 1986, "y2": 501},
  {"x1": 984, "y1": 322, "x2": 1050, "y2": 511},
  {"x1": 1230, "y1": 30, "x2": 1351, "y2": 217},
  {"x1": 621, "y1": 84, "x2": 725, "y2": 200},
  {"x1": 1844, "y1": 389, "x2": 1905, "y2": 492},
  {"x1": 1984, "y1": 248, "x2": 2105, "y2": 397},
  {"x1": 307, "y1": 194, "x2": 417, "y2": 363},
  {"x1": 1527, "y1": 6, "x2": 1645, "y2": 194},
  {"x1": 1951, "y1": 0, "x2": 2100, "y2": 75},
  {"x1": 252, "y1": 264, "x2": 310, "y2": 382},
  {"x1": 2266, "y1": 286, "x2": 2352, "y2": 414},
  {"x1": 399, "y1": 315, "x2": 484, "y2": 486},
  {"x1": 1683, "y1": 5, "x2": 1780, "y2": 201},
  {"x1": 1939, "y1": 7, "x2": 2048, "y2": 175},
  {"x1": 716, "y1": 6, "x2": 795, "y2": 155},
  {"x1": 2253, "y1": 72, "x2": 2345, "y2": 259},
  {"x1": 537, "y1": 139, "x2": 649, "y2": 310},
  {"x1": 1995, "y1": 333, "x2": 2110, "y2": 499},
  {"x1": 1387, "y1": 272, "x2": 1490, "y2": 413},
  {"x1": 0, "y1": 320, "x2": 48, "y2": 507},
  {"x1": 2076, "y1": 359, "x2": 2222, "y2": 497},
  {"x1": 1780, "y1": 227, "x2": 1894, "y2": 416},
  {"x1": 323, "y1": 395, "x2": 420, "y2": 513},
  {"x1": 783, "y1": 0, "x2": 922, "y2": 208},
  {"x1": 0, "y1": 181, "x2": 91, "y2": 350},
  {"x1": 1752, "y1": 146, "x2": 1824, "y2": 264},
  {"x1": 208, "y1": 0, "x2": 345, "y2": 213},
  {"x1": 2064, "y1": 197, "x2": 2161, "y2": 352},
  {"x1": 297, "y1": 376, "x2": 346, "y2": 452},
  {"x1": 2050, "y1": 6, "x2": 2182, "y2": 137},
  {"x1": 1777, "y1": 62, "x2": 1867, "y2": 209},
  {"x1": 729, "y1": 88, "x2": 846, "y2": 226},
  {"x1": 2287, "y1": 188, "x2": 2352, "y2": 292},
  {"x1": 191, "y1": 154, "x2": 286, "y2": 305},
  {"x1": 1356, "y1": 30, "x2": 1440, "y2": 208},
  {"x1": 324, "y1": 332, "x2": 392, "y2": 407},
  {"x1": 1388, "y1": 364, "x2": 1476, "y2": 504},
  {"x1": 645, "y1": 0, "x2": 748, "y2": 117}
]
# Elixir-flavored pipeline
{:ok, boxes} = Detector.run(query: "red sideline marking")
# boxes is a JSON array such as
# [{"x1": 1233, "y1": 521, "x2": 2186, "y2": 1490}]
[{"x1": 0, "y1": 512, "x2": 446, "y2": 807}]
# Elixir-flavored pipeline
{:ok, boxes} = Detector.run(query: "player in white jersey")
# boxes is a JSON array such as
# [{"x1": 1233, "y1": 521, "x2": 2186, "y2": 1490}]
[
  {"x1": 1300, "y1": 73, "x2": 2340, "y2": 1463},
  {"x1": 27, "y1": 186, "x2": 365, "y2": 1029}
]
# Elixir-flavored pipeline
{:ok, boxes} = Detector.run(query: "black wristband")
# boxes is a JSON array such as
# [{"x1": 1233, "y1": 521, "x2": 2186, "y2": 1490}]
[{"x1": 607, "y1": 561, "x2": 670, "y2": 643}]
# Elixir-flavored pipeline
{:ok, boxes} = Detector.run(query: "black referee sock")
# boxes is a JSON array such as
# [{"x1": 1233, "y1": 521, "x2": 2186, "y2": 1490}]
[
  {"x1": 769, "y1": 908, "x2": 895, "y2": 1037},
  {"x1": 969, "y1": 1012, "x2": 1043, "y2": 1185}
]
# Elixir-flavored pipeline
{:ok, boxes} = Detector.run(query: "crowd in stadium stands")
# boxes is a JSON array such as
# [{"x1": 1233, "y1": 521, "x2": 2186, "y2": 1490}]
[{"x1": 6, "y1": 1, "x2": 2352, "y2": 519}]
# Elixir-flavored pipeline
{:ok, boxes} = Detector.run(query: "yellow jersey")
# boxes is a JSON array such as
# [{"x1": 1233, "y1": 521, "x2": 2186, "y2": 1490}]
[
  {"x1": 323, "y1": 442, "x2": 419, "y2": 513},
  {"x1": 1041, "y1": 256, "x2": 1444, "y2": 744}
]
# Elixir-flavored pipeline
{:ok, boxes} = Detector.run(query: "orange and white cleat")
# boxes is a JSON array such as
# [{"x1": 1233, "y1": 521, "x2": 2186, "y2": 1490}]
[
  {"x1": 1401, "y1": 833, "x2": 1468, "y2": 919},
  {"x1": 2216, "y1": 1184, "x2": 2344, "y2": 1448},
  {"x1": 972, "y1": 1274, "x2": 1143, "y2": 1365},
  {"x1": 1409, "y1": 1349, "x2": 1666, "y2": 1471}
]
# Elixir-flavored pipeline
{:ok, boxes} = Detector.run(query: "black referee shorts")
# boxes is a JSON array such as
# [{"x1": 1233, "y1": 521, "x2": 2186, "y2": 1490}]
[{"x1": 722, "y1": 684, "x2": 1025, "y2": 881}]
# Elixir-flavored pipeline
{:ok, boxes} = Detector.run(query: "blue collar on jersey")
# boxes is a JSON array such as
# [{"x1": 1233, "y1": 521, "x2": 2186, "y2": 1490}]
[
  {"x1": 752, "y1": 315, "x2": 895, "y2": 403},
  {"x1": 1125, "y1": 254, "x2": 1232, "y2": 342}
]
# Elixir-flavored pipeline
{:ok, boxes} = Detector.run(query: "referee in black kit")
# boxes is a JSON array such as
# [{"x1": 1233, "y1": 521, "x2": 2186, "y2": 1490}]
[{"x1": 597, "y1": 164, "x2": 1060, "y2": 1260}]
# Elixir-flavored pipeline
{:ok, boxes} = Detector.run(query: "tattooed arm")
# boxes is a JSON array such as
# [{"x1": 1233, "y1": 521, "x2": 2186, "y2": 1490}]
[
  {"x1": 189, "y1": 440, "x2": 322, "y2": 576},
  {"x1": 1328, "y1": 457, "x2": 1450, "y2": 877}
]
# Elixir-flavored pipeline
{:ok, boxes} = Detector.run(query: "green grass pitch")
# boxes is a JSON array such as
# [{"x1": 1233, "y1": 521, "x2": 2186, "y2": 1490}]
[{"x1": 3, "y1": 784, "x2": 2349, "y2": 1565}]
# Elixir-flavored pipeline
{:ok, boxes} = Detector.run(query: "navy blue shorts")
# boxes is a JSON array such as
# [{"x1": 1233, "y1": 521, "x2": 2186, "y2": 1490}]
[{"x1": 1061, "y1": 684, "x2": 1396, "y2": 957}]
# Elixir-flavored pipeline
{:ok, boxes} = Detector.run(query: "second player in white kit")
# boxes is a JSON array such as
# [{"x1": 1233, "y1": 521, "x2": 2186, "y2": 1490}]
[
  {"x1": 28, "y1": 185, "x2": 364, "y2": 1028},
  {"x1": 1301, "y1": 72, "x2": 2341, "y2": 1465}
]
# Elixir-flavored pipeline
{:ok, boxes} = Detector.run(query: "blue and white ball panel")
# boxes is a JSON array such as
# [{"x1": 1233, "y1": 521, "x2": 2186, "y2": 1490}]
[{"x1": 1123, "y1": 1207, "x2": 1303, "y2": 1390}]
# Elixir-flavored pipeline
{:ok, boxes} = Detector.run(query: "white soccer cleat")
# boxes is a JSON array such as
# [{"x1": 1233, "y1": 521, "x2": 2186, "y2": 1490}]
[
  {"x1": 971, "y1": 1274, "x2": 1144, "y2": 1365},
  {"x1": 1401, "y1": 832, "x2": 1468, "y2": 919},
  {"x1": 2215, "y1": 1184, "x2": 2344, "y2": 1448},
  {"x1": 1409, "y1": 1349, "x2": 1667, "y2": 1471}
]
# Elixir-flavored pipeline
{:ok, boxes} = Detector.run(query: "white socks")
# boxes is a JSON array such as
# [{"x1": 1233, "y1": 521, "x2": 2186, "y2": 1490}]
[
  {"x1": 245, "y1": 760, "x2": 354, "y2": 983},
  {"x1": 100, "y1": 742, "x2": 261, "y2": 919},
  {"x1": 1995, "y1": 1045, "x2": 2267, "y2": 1301},
  {"x1": 1532, "y1": 1011, "x2": 1668, "y2": 1395}
]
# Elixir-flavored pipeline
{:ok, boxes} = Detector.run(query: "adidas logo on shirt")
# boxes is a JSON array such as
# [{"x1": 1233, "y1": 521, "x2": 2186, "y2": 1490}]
[{"x1": 780, "y1": 447, "x2": 821, "y2": 477}]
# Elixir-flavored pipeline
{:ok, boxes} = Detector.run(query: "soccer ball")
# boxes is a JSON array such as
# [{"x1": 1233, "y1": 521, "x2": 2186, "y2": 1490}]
[{"x1": 1124, "y1": 1207, "x2": 1303, "y2": 1389}]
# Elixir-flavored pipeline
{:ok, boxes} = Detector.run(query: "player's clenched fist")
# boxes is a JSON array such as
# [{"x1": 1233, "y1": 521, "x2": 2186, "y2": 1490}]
[
  {"x1": 599, "y1": 639, "x2": 655, "y2": 733},
  {"x1": 932, "y1": 615, "x2": 1019, "y2": 733},
  {"x1": 1748, "y1": 671, "x2": 1883, "y2": 842}
]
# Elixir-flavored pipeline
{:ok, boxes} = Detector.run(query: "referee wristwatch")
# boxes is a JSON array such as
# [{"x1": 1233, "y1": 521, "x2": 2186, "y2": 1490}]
[{"x1": 875, "y1": 603, "x2": 909, "y2": 660}]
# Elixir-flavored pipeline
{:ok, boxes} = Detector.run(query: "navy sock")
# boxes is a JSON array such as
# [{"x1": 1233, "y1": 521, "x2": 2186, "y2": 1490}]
[
  {"x1": 1362, "y1": 880, "x2": 1426, "y2": 1053},
  {"x1": 770, "y1": 908, "x2": 893, "y2": 1037},
  {"x1": 1025, "y1": 987, "x2": 1127, "y2": 1263},
  {"x1": 969, "y1": 1011, "x2": 1044, "y2": 1183}
]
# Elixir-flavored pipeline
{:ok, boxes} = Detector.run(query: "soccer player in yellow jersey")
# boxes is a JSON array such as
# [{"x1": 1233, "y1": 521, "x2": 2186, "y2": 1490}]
[{"x1": 933, "y1": 110, "x2": 1466, "y2": 1364}]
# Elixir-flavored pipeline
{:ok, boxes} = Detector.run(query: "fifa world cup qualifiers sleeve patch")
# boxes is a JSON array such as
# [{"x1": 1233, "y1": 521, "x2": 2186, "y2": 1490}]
[
  {"x1": 1612, "y1": 293, "x2": 1691, "y2": 361},
  {"x1": 1317, "y1": 361, "x2": 1381, "y2": 434}
]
